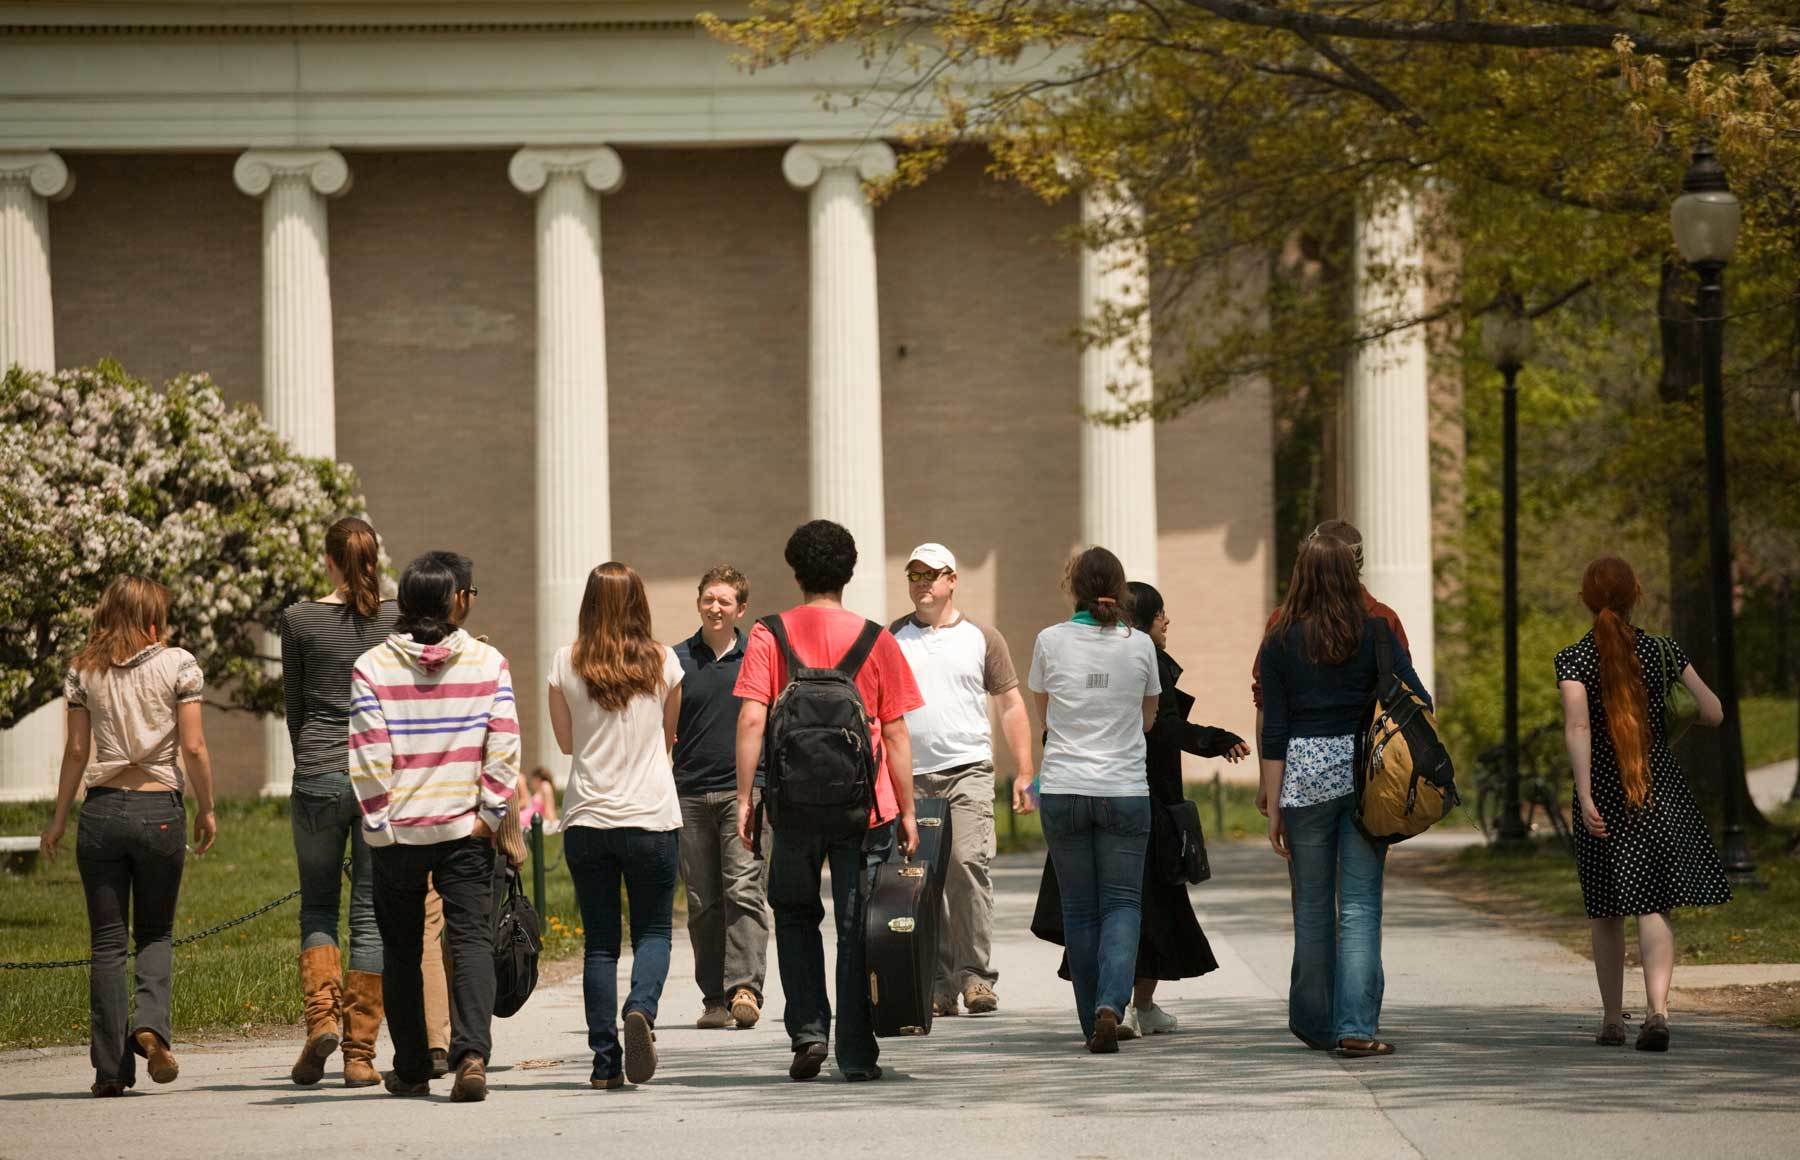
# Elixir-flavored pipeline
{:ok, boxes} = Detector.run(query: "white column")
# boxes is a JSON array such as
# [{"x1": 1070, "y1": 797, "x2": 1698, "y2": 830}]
[
  {"x1": 236, "y1": 149, "x2": 351, "y2": 797},
  {"x1": 1346, "y1": 195, "x2": 1436, "y2": 693},
  {"x1": 510, "y1": 147, "x2": 624, "y2": 764},
  {"x1": 0, "y1": 151, "x2": 73, "y2": 802},
  {"x1": 1078, "y1": 188, "x2": 1158, "y2": 584},
  {"x1": 783, "y1": 142, "x2": 896, "y2": 621}
]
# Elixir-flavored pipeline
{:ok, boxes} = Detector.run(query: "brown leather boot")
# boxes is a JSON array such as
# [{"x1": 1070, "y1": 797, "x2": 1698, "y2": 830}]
[
  {"x1": 341, "y1": 969, "x2": 384, "y2": 1088},
  {"x1": 290, "y1": 945, "x2": 342, "y2": 1086}
]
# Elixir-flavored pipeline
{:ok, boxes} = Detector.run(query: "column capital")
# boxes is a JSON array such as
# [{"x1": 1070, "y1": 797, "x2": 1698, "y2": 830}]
[
  {"x1": 0, "y1": 151, "x2": 74, "y2": 200},
  {"x1": 508, "y1": 146, "x2": 624, "y2": 196},
  {"x1": 781, "y1": 141, "x2": 897, "y2": 191},
  {"x1": 233, "y1": 149, "x2": 351, "y2": 199}
]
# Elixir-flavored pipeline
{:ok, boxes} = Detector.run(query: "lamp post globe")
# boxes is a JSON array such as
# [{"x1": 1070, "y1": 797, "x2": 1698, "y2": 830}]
[
  {"x1": 1482, "y1": 291, "x2": 1532, "y2": 845},
  {"x1": 1670, "y1": 139, "x2": 1759, "y2": 885}
]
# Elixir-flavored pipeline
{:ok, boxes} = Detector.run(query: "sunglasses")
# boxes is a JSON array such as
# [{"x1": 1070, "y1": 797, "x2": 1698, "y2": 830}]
[{"x1": 905, "y1": 569, "x2": 950, "y2": 584}]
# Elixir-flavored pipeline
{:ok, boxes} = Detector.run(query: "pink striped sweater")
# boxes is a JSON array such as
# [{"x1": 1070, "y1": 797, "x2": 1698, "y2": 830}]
[{"x1": 348, "y1": 629, "x2": 521, "y2": 847}]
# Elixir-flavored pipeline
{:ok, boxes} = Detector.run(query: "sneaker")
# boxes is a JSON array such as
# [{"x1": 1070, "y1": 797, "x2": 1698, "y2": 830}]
[
  {"x1": 1087, "y1": 1008, "x2": 1120, "y2": 1055},
  {"x1": 429, "y1": 1048, "x2": 450, "y2": 1078},
  {"x1": 1138, "y1": 1003, "x2": 1179, "y2": 1035},
  {"x1": 696, "y1": 1004, "x2": 733, "y2": 1030},
  {"x1": 1118, "y1": 1005, "x2": 1142, "y2": 1041},
  {"x1": 962, "y1": 981, "x2": 998, "y2": 1015},
  {"x1": 730, "y1": 988, "x2": 762, "y2": 1030},
  {"x1": 622, "y1": 1010, "x2": 658, "y2": 1084},
  {"x1": 450, "y1": 1056, "x2": 487, "y2": 1102},
  {"x1": 789, "y1": 1041, "x2": 828, "y2": 1081},
  {"x1": 133, "y1": 1030, "x2": 179, "y2": 1084},
  {"x1": 383, "y1": 1071, "x2": 431, "y2": 1097},
  {"x1": 932, "y1": 996, "x2": 960, "y2": 1018}
]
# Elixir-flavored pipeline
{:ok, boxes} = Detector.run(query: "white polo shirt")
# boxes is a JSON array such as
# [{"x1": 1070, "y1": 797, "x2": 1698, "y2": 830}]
[{"x1": 888, "y1": 612, "x2": 1019, "y2": 776}]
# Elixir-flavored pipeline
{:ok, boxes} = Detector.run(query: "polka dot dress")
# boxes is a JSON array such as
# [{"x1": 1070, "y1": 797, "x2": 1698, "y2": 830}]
[{"x1": 1555, "y1": 629, "x2": 1733, "y2": 919}]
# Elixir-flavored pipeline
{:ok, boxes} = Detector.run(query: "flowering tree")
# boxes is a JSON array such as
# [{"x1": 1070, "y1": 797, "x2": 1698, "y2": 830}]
[{"x1": 0, "y1": 361, "x2": 377, "y2": 727}]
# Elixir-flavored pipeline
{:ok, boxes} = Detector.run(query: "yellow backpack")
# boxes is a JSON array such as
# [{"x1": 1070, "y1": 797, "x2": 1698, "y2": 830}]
[{"x1": 1353, "y1": 632, "x2": 1459, "y2": 845}]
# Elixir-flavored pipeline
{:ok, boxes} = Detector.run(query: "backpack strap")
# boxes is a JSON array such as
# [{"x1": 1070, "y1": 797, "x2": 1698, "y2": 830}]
[
  {"x1": 760, "y1": 613, "x2": 804, "y2": 679},
  {"x1": 1373, "y1": 618, "x2": 1395, "y2": 686},
  {"x1": 835, "y1": 620, "x2": 885, "y2": 679}
]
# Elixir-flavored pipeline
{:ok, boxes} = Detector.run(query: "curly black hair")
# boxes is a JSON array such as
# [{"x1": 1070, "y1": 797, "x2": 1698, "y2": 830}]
[{"x1": 784, "y1": 519, "x2": 858, "y2": 597}]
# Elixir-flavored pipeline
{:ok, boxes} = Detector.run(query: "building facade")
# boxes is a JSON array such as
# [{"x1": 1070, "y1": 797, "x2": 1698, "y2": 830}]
[{"x1": 0, "y1": 2, "x2": 1435, "y2": 798}]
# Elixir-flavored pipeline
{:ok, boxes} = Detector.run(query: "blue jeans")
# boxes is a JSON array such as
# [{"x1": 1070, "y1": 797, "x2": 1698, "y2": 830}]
[
  {"x1": 767, "y1": 821, "x2": 893, "y2": 1076},
  {"x1": 291, "y1": 776, "x2": 383, "y2": 973},
  {"x1": 1040, "y1": 793, "x2": 1151, "y2": 1039},
  {"x1": 564, "y1": 825, "x2": 679, "y2": 1081},
  {"x1": 1284, "y1": 792, "x2": 1386, "y2": 1045}
]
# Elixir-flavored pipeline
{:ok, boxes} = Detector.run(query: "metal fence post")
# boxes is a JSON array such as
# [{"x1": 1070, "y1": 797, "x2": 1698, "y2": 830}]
[{"x1": 531, "y1": 814, "x2": 546, "y2": 915}]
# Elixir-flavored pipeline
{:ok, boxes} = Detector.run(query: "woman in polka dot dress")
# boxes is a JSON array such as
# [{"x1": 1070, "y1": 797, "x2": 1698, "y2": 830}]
[{"x1": 1555, "y1": 556, "x2": 1731, "y2": 1053}]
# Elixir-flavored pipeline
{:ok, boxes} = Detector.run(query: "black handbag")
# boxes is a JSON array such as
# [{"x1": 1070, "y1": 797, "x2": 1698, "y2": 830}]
[
  {"x1": 1156, "y1": 799, "x2": 1212, "y2": 886},
  {"x1": 491, "y1": 866, "x2": 542, "y2": 1018}
]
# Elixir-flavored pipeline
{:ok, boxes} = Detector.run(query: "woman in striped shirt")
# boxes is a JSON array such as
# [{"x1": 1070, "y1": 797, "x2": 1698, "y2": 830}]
[
  {"x1": 278, "y1": 516, "x2": 398, "y2": 1088},
  {"x1": 349, "y1": 554, "x2": 520, "y2": 1102}
]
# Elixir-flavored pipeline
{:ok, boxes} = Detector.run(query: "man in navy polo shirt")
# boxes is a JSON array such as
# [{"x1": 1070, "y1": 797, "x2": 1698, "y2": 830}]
[{"x1": 674, "y1": 565, "x2": 771, "y2": 1031}]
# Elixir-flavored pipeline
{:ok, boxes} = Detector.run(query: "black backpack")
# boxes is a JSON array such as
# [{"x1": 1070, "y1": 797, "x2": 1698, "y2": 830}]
[
  {"x1": 755, "y1": 613, "x2": 884, "y2": 847},
  {"x1": 491, "y1": 866, "x2": 542, "y2": 1018}
]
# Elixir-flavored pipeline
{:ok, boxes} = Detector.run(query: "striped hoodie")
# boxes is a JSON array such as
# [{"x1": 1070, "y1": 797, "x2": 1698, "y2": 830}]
[{"x1": 348, "y1": 628, "x2": 520, "y2": 847}]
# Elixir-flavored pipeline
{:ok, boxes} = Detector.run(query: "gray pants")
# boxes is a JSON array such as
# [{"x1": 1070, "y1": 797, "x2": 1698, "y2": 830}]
[
  {"x1": 678, "y1": 790, "x2": 770, "y2": 1005},
  {"x1": 77, "y1": 788, "x2": 186, "y2": 1086},
  {"x1": 291, "y1": 776, "x2": 384, "y2": 973},
  {"x1": 915, "y1": 760, "x2": 1000, "y2": 1001}
]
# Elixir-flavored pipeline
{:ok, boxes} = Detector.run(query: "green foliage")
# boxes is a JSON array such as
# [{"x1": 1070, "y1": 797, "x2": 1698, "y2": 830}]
[{"x1": 0, "y1": 363, "x2": 378, "y2": 726}]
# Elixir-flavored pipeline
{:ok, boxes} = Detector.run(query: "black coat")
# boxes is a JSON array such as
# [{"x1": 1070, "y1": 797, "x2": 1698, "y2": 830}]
[{"x1": 1032, "y1": 648, "x2": 1243, "y2": 981}]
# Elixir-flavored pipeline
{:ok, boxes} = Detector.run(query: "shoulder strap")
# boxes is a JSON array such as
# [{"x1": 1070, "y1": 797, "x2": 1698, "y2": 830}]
[
  {"x1": 759, "y1": 613, "x2": 804, "y2": 679},
  {"x1": 835, "y1": 620, "x2": 885, "y2": 678},
  {"x1": 1372, "y1": 619, "x2": 1395, "y2": 690}
]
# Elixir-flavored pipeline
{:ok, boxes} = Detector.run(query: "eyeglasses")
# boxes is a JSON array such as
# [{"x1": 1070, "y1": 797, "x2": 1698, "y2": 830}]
[{"x1": 905, "y1": 569, "x2": 949, "y2": 584}]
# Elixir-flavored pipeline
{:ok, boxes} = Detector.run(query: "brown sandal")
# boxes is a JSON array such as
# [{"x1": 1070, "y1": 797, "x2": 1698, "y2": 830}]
[
  {"x1": 1335, "y1": 1038, "x2": 1396, "y2": 1058},
  {"x1": 1596, "y1": 1021, "x2": 1627, "y2": 1046}
]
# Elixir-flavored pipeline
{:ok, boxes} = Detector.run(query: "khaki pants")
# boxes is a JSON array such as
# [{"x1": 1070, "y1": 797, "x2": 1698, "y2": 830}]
[
  {"x1": 678, "y1": 789, "x2": 771, "y2": 1006},
  {"x1": 421, "y1": 886, "x2": 452, "y2": 1053},
  {"x1": 913, "y1": 760, "x2": 998, "y2": 1001}
]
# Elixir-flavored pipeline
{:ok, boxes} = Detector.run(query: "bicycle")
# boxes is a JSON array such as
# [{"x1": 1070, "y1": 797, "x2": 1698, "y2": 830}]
[{"x1": 1473, "y1": 722, "x2": 1573, "y2": 849}]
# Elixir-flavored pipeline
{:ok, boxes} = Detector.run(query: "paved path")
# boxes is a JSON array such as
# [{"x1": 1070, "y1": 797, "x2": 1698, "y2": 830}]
[
  {"x1": 1749, "y1": 759, "x2": 1796, "y2": 814},
  {"x1": 4, "y1": 841, "x2": 1797, "y2": 1159}
]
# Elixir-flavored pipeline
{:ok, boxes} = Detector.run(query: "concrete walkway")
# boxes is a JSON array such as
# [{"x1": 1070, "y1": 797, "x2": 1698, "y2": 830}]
[
  {"x1": 3, "y1": 841, "x2": 1797, "y2": 1159},
  {"x1": 1749, "y1": 759, "x2": 1797, "y2": 814}
]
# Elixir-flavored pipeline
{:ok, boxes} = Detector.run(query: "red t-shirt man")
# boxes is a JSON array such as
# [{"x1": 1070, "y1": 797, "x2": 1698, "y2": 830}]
[
  {"x1": 1250, "y1": 587, "x2": 1409, "y2": 710},
  {"x1": 733, "y1": 605, "x2": 924, "y2": 827}
]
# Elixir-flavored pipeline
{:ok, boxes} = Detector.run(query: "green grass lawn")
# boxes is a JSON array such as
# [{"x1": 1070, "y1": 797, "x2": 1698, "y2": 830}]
[
  {"x1": 1742, "y1": 694, "x2": 1799, "y2": 772},
  {"x1": 993, "y1": 776, "x2": 1269, "y2": 855},
  {"x1": 0, "y1": 798, "x2": 588, "y2": 1050},
  {"x1": 1441, "y1": 802, "x2": 1800, "y2": 967}
]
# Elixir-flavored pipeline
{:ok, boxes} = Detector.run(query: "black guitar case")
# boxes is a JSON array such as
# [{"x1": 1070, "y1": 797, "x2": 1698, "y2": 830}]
[{"x1": 864, "y1": 795, "x2": 952, "y2": 1037}]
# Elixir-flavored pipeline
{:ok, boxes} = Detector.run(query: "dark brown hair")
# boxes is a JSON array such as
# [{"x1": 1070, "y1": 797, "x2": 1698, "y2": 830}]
[
  {"x1": 698, "y1": 564, "x2": 750, "y2": 607},
  {"x1": 73, "y1": 576, "x2": 171, "y2": 673},
  {"x1": 571, "y1": 562, "x2": 666, "y2": 712},
  {"x1": 326, "y1": 517, "x2": 382, "y2": 618},
  {"x1": 1581, "y1": 556, "x2": 1651, "y2": 808},
  {"x1": 1065, "y1": 546, "x2": 1130, "y2": 629},
  {"x1": 1267, "y1": 533, "x2": 1364, "y2": 665}
]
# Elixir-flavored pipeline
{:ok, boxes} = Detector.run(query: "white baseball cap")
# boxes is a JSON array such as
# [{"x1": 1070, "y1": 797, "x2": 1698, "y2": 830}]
[{"x1": 907, "y1": 543, "x2": 957, "y2": 573}]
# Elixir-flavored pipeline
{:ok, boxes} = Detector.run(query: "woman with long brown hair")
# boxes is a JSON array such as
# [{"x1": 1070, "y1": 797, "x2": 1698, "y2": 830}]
[
  {"x1": 40, "y1": 576, "x2": 217, "y2": 1096},
  {"x1": 1557, "y1": 556, "x2": 1730, "y2": 1052},
  {"x1": 278, "y1": 515, "x2": 399, "y2": 1087},
  {"x1": 547, "y1": 562, "x2": 685, "y2": 1089},
  {"x1": 1257, "y1": 532, "x2": 1427, "y2": 1058}
]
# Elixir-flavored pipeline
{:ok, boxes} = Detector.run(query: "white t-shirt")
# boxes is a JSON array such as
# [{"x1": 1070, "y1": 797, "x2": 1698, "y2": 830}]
[
  {"x1": 889, "y1": 613, "x2": 1019, "y2": 775},
  {"x1": 551, "y1": 644, "x2": 684, "y2": 832},
  {"x1": 1028, "y1": 620, "x2": 1161, "y2": 797}
]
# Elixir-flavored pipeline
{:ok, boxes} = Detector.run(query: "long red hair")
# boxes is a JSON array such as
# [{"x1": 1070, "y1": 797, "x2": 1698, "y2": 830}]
[
  {"x1": 570, "y1": 563, "x2": 666, "y2": 712},
  {"x1": 1581, "y1": 556, "x2": 1651, "y2": 807}
]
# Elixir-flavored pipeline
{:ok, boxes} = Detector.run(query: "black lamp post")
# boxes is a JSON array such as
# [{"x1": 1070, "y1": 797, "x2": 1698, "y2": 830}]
[
  {"x1": 1670, "y1": 139, "x2": 1759, "y2": 884},
  {"x1": 1481, "y1": 291, "x2": 1534, "y2": 845}
]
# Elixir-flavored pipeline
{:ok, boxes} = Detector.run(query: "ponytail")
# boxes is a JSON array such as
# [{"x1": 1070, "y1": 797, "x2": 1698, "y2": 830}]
[
  {"x1": 1581, "y1": 557, "x2": 1652, "y2": 808},
  {"x1": 325, "y1": 517, "x2": 382, "y2": 619}
]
